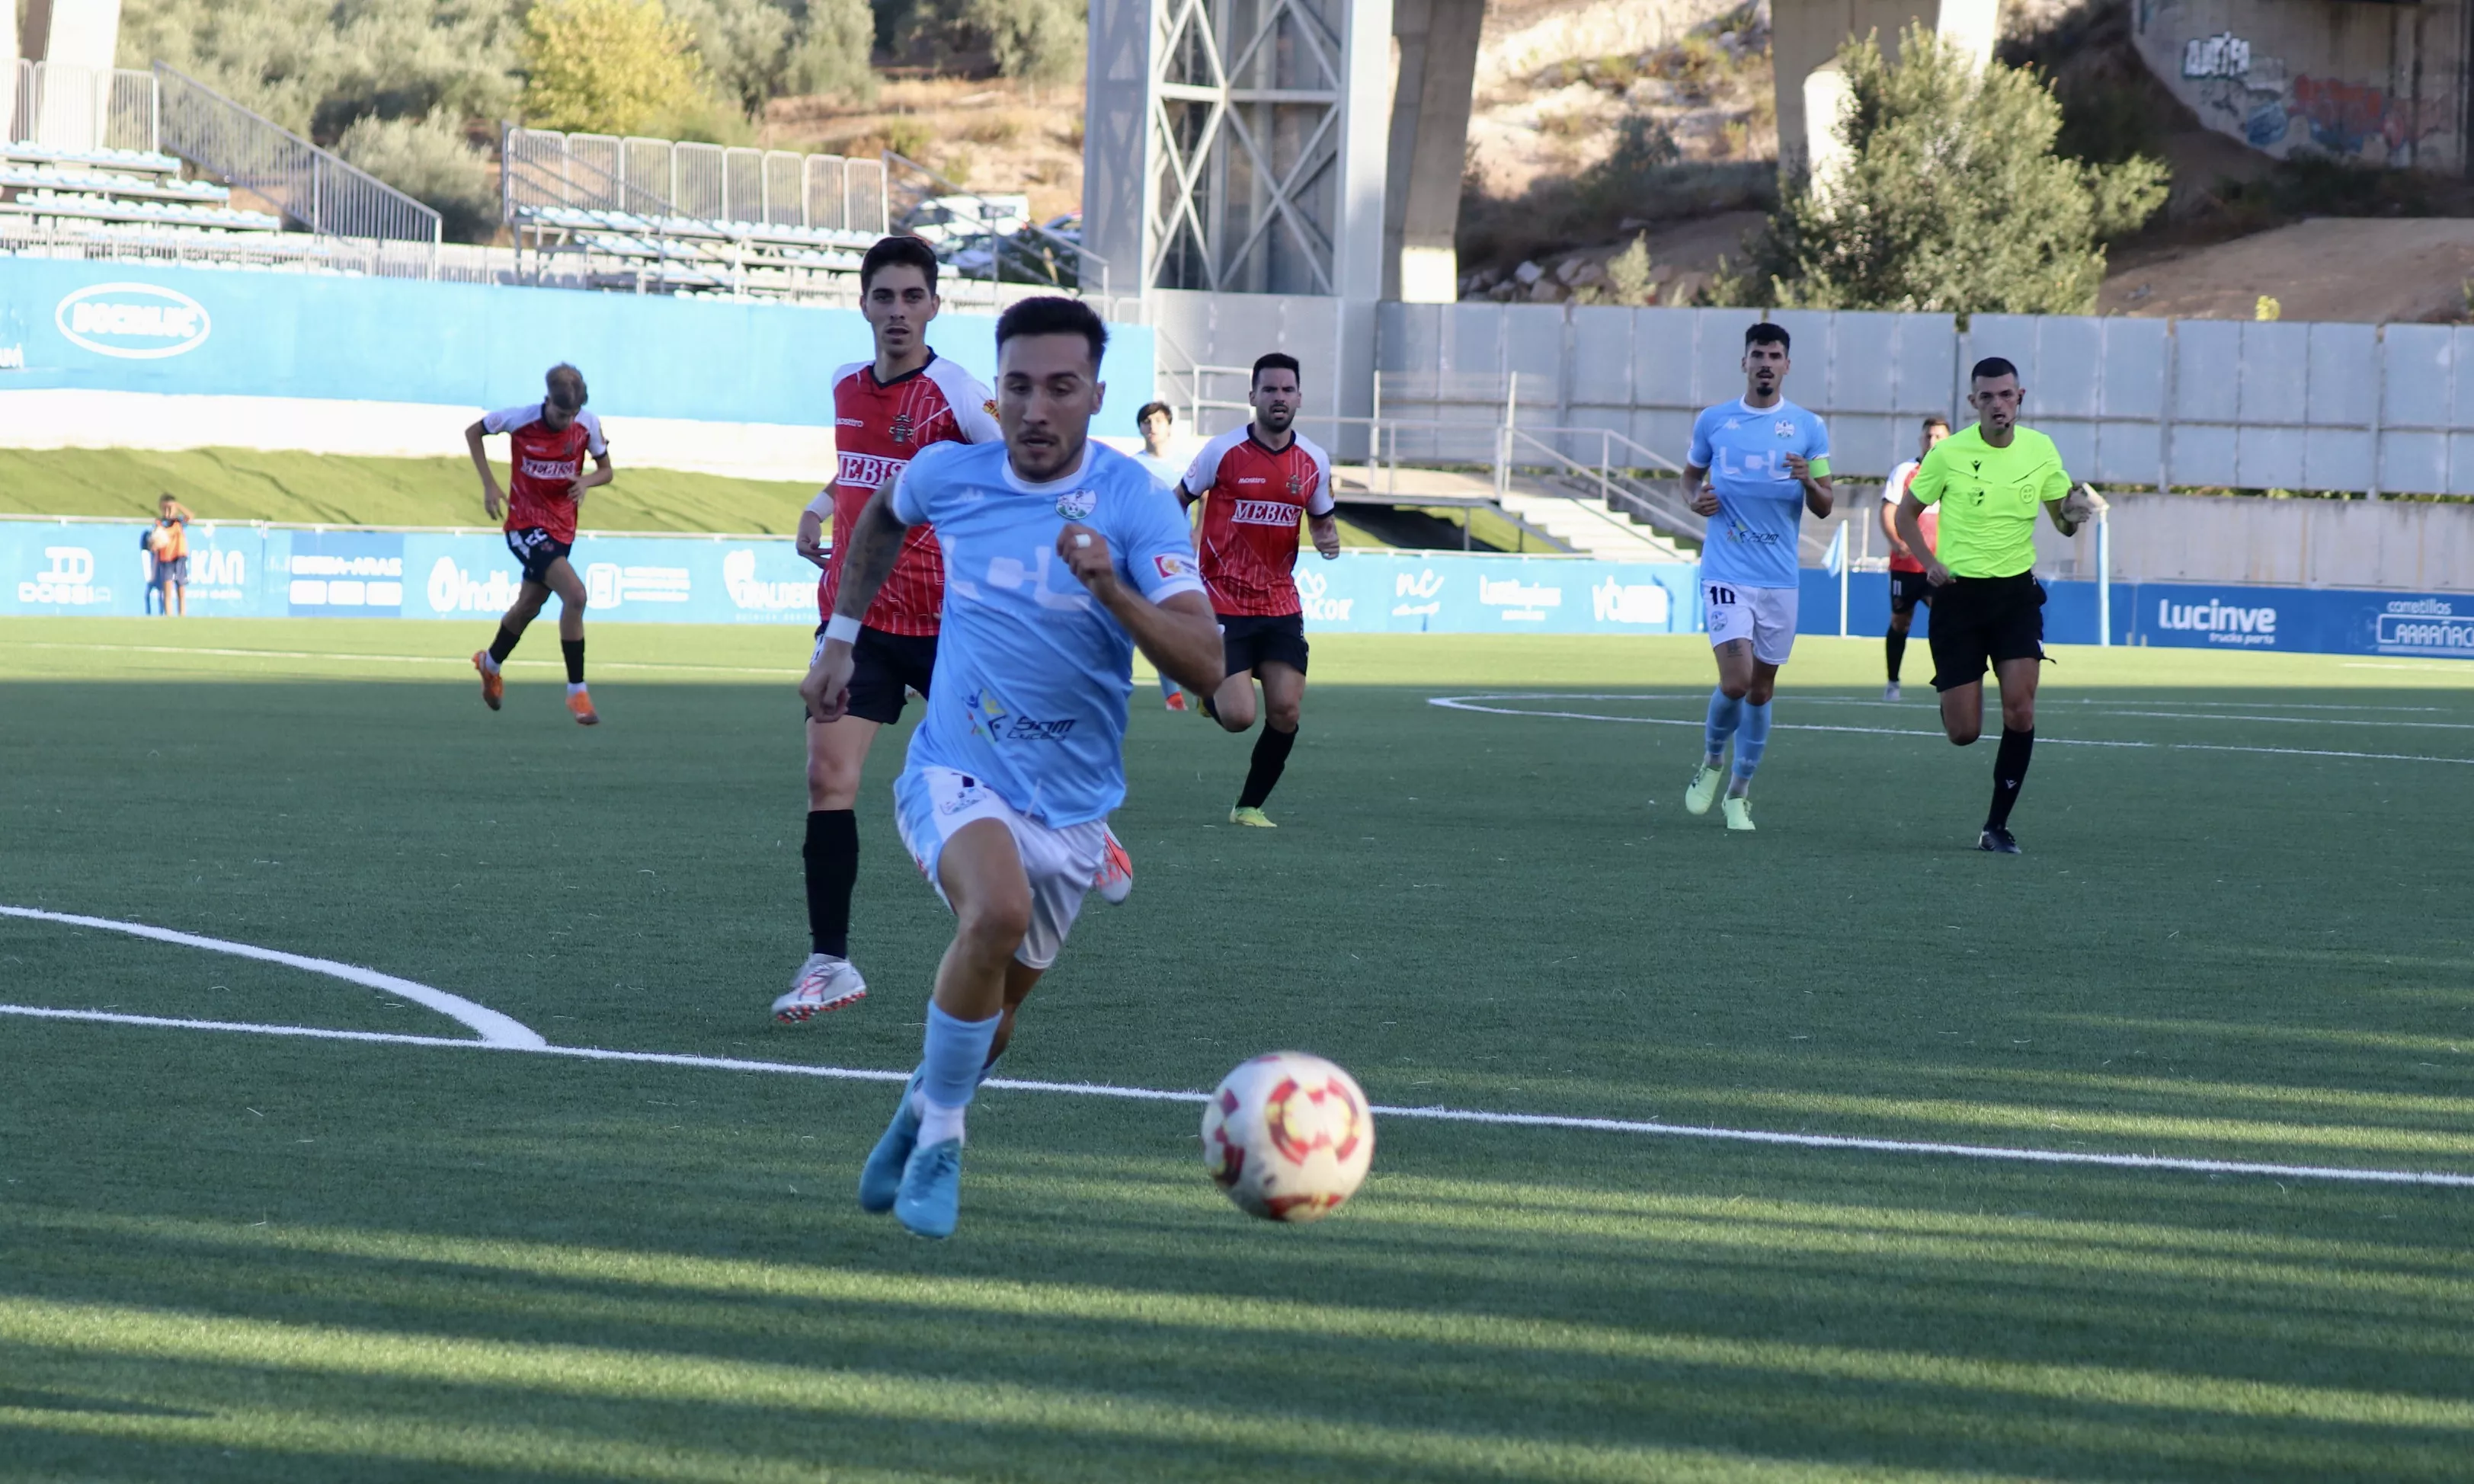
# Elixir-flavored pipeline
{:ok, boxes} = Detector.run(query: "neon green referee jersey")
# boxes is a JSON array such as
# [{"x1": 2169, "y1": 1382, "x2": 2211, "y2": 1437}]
[{"x1": 1908, "y1": 424, "x2": 2071, "y2": 578}]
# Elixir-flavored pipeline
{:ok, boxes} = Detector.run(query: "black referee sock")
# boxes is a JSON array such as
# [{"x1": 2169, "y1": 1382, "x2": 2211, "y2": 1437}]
[
  {"x1": 1237, "y1": 724, "x2": 1297, "y2": 810},
  {"x1": 803, "y1": 809, "x2": 858, "y2": 958},
  {"x1": 561, "y1": 638, "x2": 586, "y2": 685},
  {"x1": 1987, "y1": 727, "x2": 2034, "y2": 831},
  {"x1": 488, "y1": 623, "x2": 520, "y2": 665},
  {"x1": 1885, "y1": 630, "x2": 1906, "y2": 683}
]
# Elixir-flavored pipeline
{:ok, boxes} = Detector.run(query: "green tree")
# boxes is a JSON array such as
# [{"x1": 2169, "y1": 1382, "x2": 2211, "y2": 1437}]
[
  {"x1": 671, "y1": 0, "x2": 878, "y2": 110},
  {"x1": 520, "y1": 0, "x2": 708, "y2": 136},
  {"x1": 1748, "y1": 25, "x2": 2167, "y2": 314},
  {"x1": 334, "y1": 112, "x2": 499, "y2": 242},
  {"x1": 885, "y1": 0, "x2": 1083, "y2": 85}
]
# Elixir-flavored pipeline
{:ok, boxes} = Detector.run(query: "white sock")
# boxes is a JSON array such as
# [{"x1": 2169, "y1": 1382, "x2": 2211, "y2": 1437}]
[
  {"x1": 912, "y1": 1091, "x2": 965, "y2": 1147},
  {"x1": 480, "y1": 652, "x2": 501, "y2": 673},
  {"x1": 566, "y1": 681, "x2": 586, "y2": 696}
]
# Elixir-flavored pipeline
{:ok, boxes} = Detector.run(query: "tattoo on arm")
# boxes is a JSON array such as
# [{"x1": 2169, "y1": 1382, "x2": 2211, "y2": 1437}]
[{"x1": 832, "y1": 483, "x2": 912, "y2": 622}]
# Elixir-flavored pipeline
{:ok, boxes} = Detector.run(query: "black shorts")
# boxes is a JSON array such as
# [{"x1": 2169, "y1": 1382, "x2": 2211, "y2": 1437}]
[
  {"x1": 1219, "y1": 612, "x2": 1309, "y2": 678},
  {"x1": 1928, "y1": 573, "x2": 2045, "y2": 692},
  {"x1": 1888, "y1": 568, "x2": 1935, "y2": 615},
  {"x1": 505, "y1": 527, "x2": 573, "y2": 585},
  {"x1": 812, "y1": 623, "x2": 937, "y2": 724}
]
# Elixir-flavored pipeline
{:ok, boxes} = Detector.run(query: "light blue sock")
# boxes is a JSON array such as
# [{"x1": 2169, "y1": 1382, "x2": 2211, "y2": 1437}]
[
  {"x1": 919, "y1": 1002, "x2": 1001, "y2": 1113},
  {"x1": 1733, "y1": 701, "x2": 1773, "y2": 785},
  {"x1": 1704, "y1": 688, "x2": 1744, "y2": 763}
]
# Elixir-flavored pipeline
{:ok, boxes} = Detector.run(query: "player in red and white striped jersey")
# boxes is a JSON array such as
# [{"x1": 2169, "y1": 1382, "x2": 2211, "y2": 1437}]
[
  {"x1": 465, "y1": 363, "x2": 613, "y2": 725},
  {"x1": 776, "y1": 237, "x2": 1002, "y2": 1023},
  {"x1": 1179, "y1": 352, "x2": 1339, "y2": 828}
]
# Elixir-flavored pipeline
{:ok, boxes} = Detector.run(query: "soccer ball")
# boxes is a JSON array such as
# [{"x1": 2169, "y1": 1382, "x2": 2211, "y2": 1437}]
[{"x1": 1200, "y1": 1052, "x2": 1375, "y2": 1223}]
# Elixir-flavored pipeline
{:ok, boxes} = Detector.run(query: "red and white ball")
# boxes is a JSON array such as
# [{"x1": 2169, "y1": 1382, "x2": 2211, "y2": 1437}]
[{"x1": 1201, "y1": 1052, "x2": 1375, "y2": 1223}]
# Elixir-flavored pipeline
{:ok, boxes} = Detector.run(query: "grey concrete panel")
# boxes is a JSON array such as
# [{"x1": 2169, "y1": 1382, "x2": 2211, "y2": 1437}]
[
  {"x1": 2172, "y1": 424, "x2": 2239, "y2": 488},
  {"x1": 2236, "y1": 425, "x2": 2306, "y2": 489},
  {"x1": 1889, "y1": 314, "x2": 1958, "y2": 417},
  {"x1": 2095, "y1": 419, "x2": 2161, "y2": 485},
  {"x1": 1827, "y1": 312, "x2": 1902, "y2": 413},
  {"x1": 2304, "y1": 321, "x2": 2376, "y2": 427},
  {"x1": 2450, "y1": 432, "x2": 2474, "y2": 497},
  {"x1": 1632, "y1": 309, "x2": 1700, "y2": 408},
  {"x1": 1504, "y1": 304, "x2": 1564, "y2": 383},
  {"x1": 2172, "y1": 321, "x2": 2242, "y2": 422},
  {"x1": 1693, "y1": 309, "x2": 1756, "y2": 405},
  {"x1": 2449, "y1": 328, "x2": 2474, "y2": 432},
  {"x1": 2028, "y1": 315, "x2": 2103, "y2": 418},
  {"x1": 1966, "y1": 314, "x2": 2038, "y2": 383},
  {"x1": 2237, "y1": 322, "x2": 2310, "y2": 425},
  {"x1": 2380, "y1": 324, "x2": 2452, "y2": 430},
  {"x1": 2039, "y1": 419, "x2": 2098, "y2": 483},
  {"x1": 2380, "y1": 431, "x2": 2447, "y2": 495},
  {"x1": 1378, "y1": 301, "x2": 1435, "y2": 373},
  {"x1": 2303, "y1": 427, "x2": 2373, "y2": 491},
  {"x1": 1631, "y1": 408, "x2": 1696, "y2": 466},
  {"x1": 2097, "y1": 318, "x2": 2168, "y2": 419},
  {"x1": 1441, "y1": 302, "x2": 1506, "y2": 374},
  {"x1": 1568, "y1": 305, "x2": 1634, "y2": 407}
]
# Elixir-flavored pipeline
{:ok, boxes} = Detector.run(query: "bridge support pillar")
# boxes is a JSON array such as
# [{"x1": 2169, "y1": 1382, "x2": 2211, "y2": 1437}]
[{"x1": 1383, "y1": 0, "x2": 1485, "y2": 302}]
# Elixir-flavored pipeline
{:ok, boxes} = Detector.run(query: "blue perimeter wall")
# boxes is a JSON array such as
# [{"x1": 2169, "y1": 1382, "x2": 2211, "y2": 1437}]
[
  {"x1": 6, "y1": 518, "x2": 2469, "y2": 660},
  {"x1": 0, "y1": 258, "x2": 1153, "y2": 432}
]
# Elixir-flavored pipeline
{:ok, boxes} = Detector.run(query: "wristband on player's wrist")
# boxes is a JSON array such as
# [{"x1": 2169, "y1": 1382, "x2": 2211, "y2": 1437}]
[{"x1": 824, "y1": 614, "x2": 863, "y2": 644}]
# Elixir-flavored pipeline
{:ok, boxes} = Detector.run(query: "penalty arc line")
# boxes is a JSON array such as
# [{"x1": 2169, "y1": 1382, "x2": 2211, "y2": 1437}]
[
  {"x1": 0, "y1": 906, "x2": 546, "y2": 1048},
  {"x1": 5, "y1": 1003, "x2": 2470, "y2": 1191}
]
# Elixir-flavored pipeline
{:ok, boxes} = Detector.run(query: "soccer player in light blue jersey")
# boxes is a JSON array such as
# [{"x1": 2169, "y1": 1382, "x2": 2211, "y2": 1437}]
[
  {"x1": 1680, "y1": 323, "x2": 1834, "y2": 833},
  {"x1": 799, "y1": 296, "x2": 1226, "y2": 1240}
]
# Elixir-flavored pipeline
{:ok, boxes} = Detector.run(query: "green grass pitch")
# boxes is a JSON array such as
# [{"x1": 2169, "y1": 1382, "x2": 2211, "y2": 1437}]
[{"x1": 2, "y1": 617, "x2": 2471, "y2": 1482}]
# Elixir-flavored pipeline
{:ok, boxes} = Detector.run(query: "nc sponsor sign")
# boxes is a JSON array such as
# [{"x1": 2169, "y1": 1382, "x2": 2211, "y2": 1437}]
[
  {"x1": 1294, "y1": 552, "x2": 1701, "y2": 635},
  {"x1": 0, "y1": 258, "x2": 1153, "y2": 436}
]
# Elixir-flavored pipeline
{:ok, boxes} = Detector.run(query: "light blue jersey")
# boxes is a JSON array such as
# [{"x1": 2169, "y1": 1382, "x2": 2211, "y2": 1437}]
[
  {"x1": 891, "y1": 440, "x2": 1206, "y2": 827},
  {"x1": 1688, "y1": 398, "x2": 1832, "y2": 590},
  {"x1": 1131, "y1": 449, "x2": 1179, "y2": 490}
]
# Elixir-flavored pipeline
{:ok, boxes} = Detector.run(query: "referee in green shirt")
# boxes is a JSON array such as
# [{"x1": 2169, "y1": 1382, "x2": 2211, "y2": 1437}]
[{"x1": 1894, "y1": 357, "x2": 2095, "y2": 853}]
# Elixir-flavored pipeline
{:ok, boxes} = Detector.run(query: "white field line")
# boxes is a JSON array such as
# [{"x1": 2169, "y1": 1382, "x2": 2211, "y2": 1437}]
[
  {"x1": 2, "y1": 641, "x2": 801, "y2": 678},
  {"x1": 5, "y1": 1003, "x2": 2472, "y2": 1191},
  {"x1": 0, "y1": 906, "x2": 544, "y2": 1048},
  {"x1": 1427, "y1": 695, "x2": 2474, "y2": 766}
]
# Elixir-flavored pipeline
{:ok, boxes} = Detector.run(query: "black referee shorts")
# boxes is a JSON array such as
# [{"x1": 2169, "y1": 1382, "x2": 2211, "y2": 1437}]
[{"x1": 1928, "y1": 572, "x2": 2045, "y2": 692}]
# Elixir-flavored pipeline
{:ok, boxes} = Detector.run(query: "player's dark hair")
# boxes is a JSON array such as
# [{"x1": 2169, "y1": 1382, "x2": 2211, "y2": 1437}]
[
  {"x1": 1745, "y1": 323, "x2": 1789, "y2": 352},
  {"x1": 1136, "y1": 401, "x2": 1173, "y2": 426},
  {"x1": 546, "y1": 363, "x2": 587, "y2": 409},
  {"x1": 1923, "y1": 414, "x2": 1951, "y2": 431},
  {"x1": 860, "y1": 235, "x2": 940, "y2": 295},
  {"x1": 994, "y1": 295, "x2": 1108, "y2": 368},
  {"x1": 1971, "y1": 356, "x2": 2020, "y2": 383},
  {"x1": 1251, "y1": 352, "x2": 1301, "y2": 388}
]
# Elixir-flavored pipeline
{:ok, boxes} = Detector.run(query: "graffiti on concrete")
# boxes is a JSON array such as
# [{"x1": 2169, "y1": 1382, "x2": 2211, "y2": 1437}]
[
  {"x1": 2181, "y1": 32, "x2": 2250, "y2": 80},
  {"x1": 2288, "y1": 75, "x2": 2410, "y2": 156}
]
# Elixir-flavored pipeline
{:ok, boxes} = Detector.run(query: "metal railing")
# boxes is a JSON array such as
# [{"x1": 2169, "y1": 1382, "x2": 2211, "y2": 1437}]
[
  {"x1": 505, "y1": 126, "x2": 888, "y2": 236},
  {"x1": 884, "y1": 150, "x2": 1108, "y2": 299},
  {"x1": 500, "y1": 126, "x2": 751, "y2": 293},
  {"x1": 152, "y1": 64, "x2": 439, "y2": 246},
  {"x1": 8, "y1": 61, "x2": 158, "y2": 152}
]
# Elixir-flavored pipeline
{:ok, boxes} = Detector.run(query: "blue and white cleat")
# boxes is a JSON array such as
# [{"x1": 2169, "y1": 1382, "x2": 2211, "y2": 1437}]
[
  {"x1": 895, "y1": 1138, "x2": 965, "y2": 1239},
  {"x1": 858, "y1": 1071, "x2": 923, "y2": 1214}
]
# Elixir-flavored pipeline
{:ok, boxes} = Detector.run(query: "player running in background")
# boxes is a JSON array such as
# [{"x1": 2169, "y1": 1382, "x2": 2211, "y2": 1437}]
[
  {"x1": 1880, "y1": 416, "x2": 1951, "y2": 701},
  {"x1": 802, "y1": 296, "x2": 1224, "y2": 1239},
  {"x1": 776, "y1": 235, "x2": 1000, "y2": 1025},
  {"x1": 1681, "y1": 324, "x2": 1833, "y2": 833},
  {"x1": 1179, "y1": 353, "x2": 1339, "y2": 828},
  {"x1": 1131, "y1": 399, "x2": 1190, "y2": 712},
  {"x1": 1896, "y1": 357, "x2": 2092, "y2": 855},
  {"x1": 467, "y1": 363, "x2": 611, "y2": 725}
]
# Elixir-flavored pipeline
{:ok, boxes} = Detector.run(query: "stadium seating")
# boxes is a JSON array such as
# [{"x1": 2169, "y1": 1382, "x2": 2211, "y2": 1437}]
[{"x1": 0, "y1": 138, "x2": 281, "y2": 235}]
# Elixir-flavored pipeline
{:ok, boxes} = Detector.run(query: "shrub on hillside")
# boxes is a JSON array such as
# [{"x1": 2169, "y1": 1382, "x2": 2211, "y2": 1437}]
[
  {"x1": 1744, "y1": 25, "x2": 2166, "y2": 313},
  {"x1": 880, "y1": 0, "x2": 1084, "y2": 84},
  {"x1": 520, "y1": 0, "x2": 709, "y2": 136},
  {"x1": 334, "y1": 113, "x2": 499, "y2": 241}
]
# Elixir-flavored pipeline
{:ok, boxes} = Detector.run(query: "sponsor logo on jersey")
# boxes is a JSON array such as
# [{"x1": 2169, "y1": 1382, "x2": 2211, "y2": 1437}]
[
  {"x1": 1237, "y1": 476, "x2": 1266, "y2": 485},
  {"x1": 965, "y1": 685, "x2": 1076, "y2": 743},
  {"x1": 837, "y1": 417, "x2": 865, "y2": 428},
  {"x1": 983, "y1": 398, "x2": 999, "y2": 418},
  {"x1": 1232, "y1": 499, "x2": 1295, "y2": 526},
  {"x1": 890, "y1": 413, "x2": 916, "y2": 445},
  {"x1": 519, "y1": 455, "x2": 581, "y2": 481},
  {"x1": 1153, "y1": 553, "x2": 1195, "y2": 583},
  {"x1": 837, "y1": 451, "x2": 907, "y2": 488},
  {"x1": 1055, "y1": 488, "x2": 1096, "y2": 520}
]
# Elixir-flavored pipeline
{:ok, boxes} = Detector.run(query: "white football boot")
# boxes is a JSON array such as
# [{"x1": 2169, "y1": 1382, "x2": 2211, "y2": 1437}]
[{"x1": 773, "y1": 954, "x2": 868, "y2": 1022}]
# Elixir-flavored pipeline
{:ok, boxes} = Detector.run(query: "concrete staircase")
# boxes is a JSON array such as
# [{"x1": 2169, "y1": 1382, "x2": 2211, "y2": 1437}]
[{"x1": 1496, "y1": 487, "x2": 1690, "y2": 561}]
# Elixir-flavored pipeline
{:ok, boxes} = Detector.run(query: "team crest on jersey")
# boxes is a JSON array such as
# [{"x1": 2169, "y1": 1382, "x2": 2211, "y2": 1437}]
[
  {"x1": 889, "y1": 413, "x2": 915, "y2": 445},
  {"x1": 1286, "y1": 472, "x2": 1303, "y2": 497},
  {"x1": 1775, "y1": 420, "x2": 1797, "y2": 437},
  {"x1": 1054, "y1": 488, "x2": 1097, "y2": 520}
]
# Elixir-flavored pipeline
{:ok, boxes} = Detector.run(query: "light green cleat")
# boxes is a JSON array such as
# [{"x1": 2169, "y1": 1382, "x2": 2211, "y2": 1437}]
[
  {"x1": 1229, "y1": 806, "x2": 1277, "y2": 829},
  {"x1": 1723, "y1": 795, "x2": 1755, "y2": 832},
  {"x1": 1684, "y1": 763, "x2": 1723, "y2": 816}
]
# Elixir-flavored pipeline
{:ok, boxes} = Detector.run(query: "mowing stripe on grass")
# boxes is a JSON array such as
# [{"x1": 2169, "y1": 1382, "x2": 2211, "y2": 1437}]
[
  {"x1": 1428, "y1": 694, "x2": 2474, "y2": 766},
  {"x1": 7, "y1": 1002, "x2": 2470, "y2": 1191},
  {"x1": 0, "y1": 906, "x2": 545, "y2": 1047},
  {"x1": 5, "y1": 641, "x2": 802, "y2": 678}
]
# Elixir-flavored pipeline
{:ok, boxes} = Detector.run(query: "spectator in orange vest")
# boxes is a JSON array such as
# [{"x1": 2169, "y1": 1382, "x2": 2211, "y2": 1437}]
[{"x1": 144, "y1": 494, "x2": 193, "y2": 616}]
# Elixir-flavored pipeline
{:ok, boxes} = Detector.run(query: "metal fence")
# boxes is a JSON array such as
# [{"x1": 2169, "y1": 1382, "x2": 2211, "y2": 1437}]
[
  {"x1": 152, "y1": 64, "x2": 440, "y2": 247},
  {"x1": 503, "y1": 127, "x2": 888, "y2": 235},
  {"x1": 8, "y1": 61, "x2": 158, "y2": 152},
  {"x1": 1373, "y1": 301, "x2": 2474, "y2": 500}
]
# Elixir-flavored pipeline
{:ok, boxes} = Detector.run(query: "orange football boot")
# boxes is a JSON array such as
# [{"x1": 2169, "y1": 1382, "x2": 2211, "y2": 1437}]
[
  {"x1": 472, "y1": 652, "x2": 503, "y2": 711},
  {"x1": 566, "y1": 687, "x2": 600, "y2": 726}
]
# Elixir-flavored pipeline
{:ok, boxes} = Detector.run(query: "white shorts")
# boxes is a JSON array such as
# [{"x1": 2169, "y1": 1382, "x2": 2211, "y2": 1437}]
[
  {"x1": 1704, "y1": 582, "x2": 1798, "y2": 666},
  {"x1": 893, "y1": 764, "x2": 1106, "y2": 971}
]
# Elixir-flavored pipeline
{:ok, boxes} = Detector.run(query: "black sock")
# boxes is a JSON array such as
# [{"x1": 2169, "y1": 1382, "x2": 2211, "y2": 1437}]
[
  {"x1": 802, "y1": 809, "x2": 858, "y2": 958},
  {"x1": 1987, "y1": 727, "x2": 2034, "y2": 831},
  {"x1": 561, "y1": 638, "x2": 585, "y2": 685},
  {"x1": 1885, "y1": 630, "x2": 1906, "y2": 683},
  {"x1": 1237, "y1": 724, "x2": 1297, "y2": 810},
  {"x1": 488, "y1": 623, "x2": 520, "y2": 664}
]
